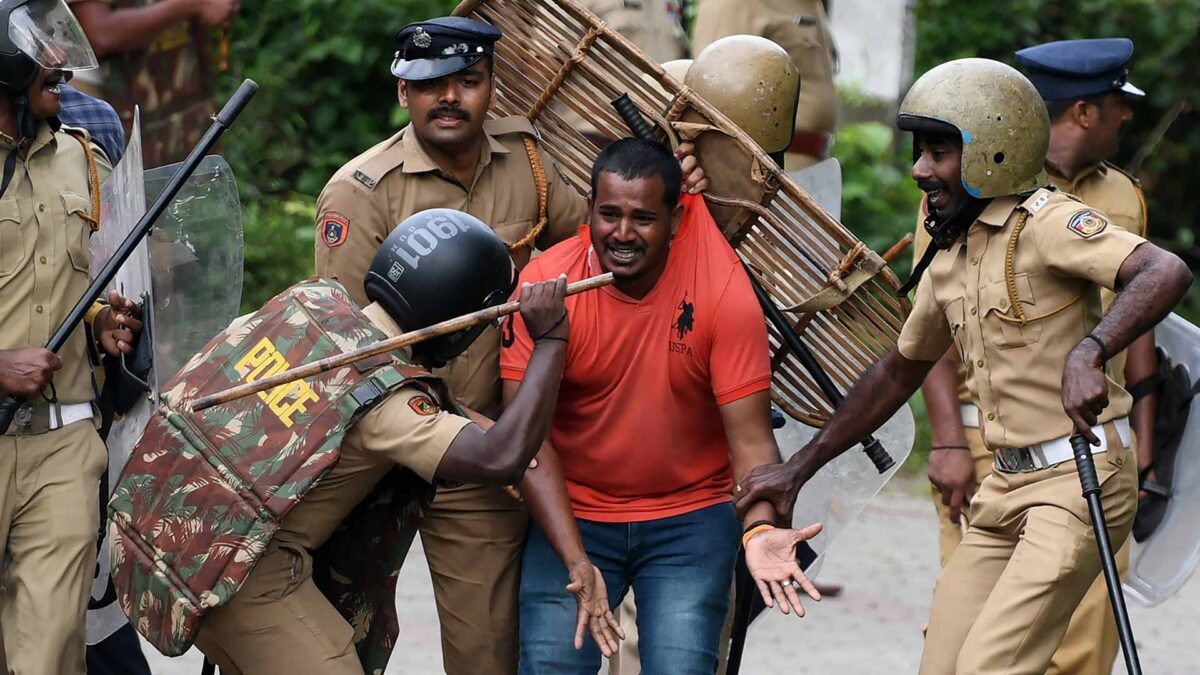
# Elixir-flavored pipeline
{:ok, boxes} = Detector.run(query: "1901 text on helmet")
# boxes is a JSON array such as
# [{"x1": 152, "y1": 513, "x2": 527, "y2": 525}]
[{"x1": 365, "y1": 208, "x2": 516, "y2": 367}]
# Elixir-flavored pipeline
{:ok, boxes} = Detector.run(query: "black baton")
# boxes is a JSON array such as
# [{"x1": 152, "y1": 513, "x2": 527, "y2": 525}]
[
  {"x1": 1070, "y1": 433, "x2": 1141, "y2": 674},
  {"x1": 0, "y1": 79, "x2": 260, "y2": 435}
]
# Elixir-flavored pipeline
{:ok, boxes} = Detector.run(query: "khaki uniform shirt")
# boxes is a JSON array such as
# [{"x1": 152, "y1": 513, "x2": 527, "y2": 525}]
[
  {"x1": 692, "y1": 0, "x2": 838, "y2": 135},
  {"x1": 1048, "y1": 160, "x2": 1147, "y2": 386},
  {"x1": 915, "y1": 161, "x2": 1149, "y2": 401},
  {"x1": 272, "y1": 302, "x2": 472, "y2": 551},
  {"x1": 315, "y1": 118, "x2": 588, "y2": 417},
  {"x1": 577, "y1": 0, "x2": 688, "y2": 62},
  {"x1": 898, "y1": 188, "x2": 1144, "y2": 449},
  {"x1": 0, "y1": 122, "x2": 112, "y2": 404}
]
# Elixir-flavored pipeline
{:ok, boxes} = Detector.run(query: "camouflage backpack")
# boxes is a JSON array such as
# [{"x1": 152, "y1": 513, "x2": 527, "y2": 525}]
[{"x1": 108, "y1": 278, "x2": 448, "y2": 665}]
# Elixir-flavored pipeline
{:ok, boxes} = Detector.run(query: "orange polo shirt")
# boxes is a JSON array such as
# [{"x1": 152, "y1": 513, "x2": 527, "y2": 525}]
[{"x1": 500, "y1": 194, "x2": 771, "y2": 522}]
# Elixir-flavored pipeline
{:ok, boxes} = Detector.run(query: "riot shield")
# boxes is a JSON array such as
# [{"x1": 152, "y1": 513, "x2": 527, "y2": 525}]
[
  {"x1": 780, "y1": 403, "x2": 915, "y2": 579},
  {"x1": 142, "y1": 155, "x2": 245, "y2": 386},
  {"x1": 85, "y1": 123, "x2": 245, "y2": 644},
  {"x1": 788, "y1": 158, "x2": 843, "y2": 222},
  {"x1": 87, "y1": 113, "x2": 149, "y2": 645},
  {"x1": 1125, "y1": 312, "x2": 1200, "y2": 607}
]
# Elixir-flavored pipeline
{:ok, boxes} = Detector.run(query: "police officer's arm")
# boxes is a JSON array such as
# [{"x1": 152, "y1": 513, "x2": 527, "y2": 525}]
[
  {"x1": 1061, "y1": 239, "x2": 1192, "y2": 442},
  {"x1": 70, "y1": 0, "x2": 237, "y2": 56},
  {"x1": 735, "y1": 280, "x2": 948, "y2": 517},
  {"x1": 436, "y1": 276, "x2": 570, "y2": 485},
  {"x1": 314, "y1": 176, "x2": 391, "y2": 308}
]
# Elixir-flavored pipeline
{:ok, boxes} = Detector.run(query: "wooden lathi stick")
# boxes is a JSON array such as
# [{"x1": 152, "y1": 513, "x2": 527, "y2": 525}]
[{"x1": 190, "y1": 273, "x2": 613, "y2": 412}]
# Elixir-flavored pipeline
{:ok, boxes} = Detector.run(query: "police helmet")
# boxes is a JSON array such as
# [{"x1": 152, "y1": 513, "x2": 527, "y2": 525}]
[
  {"x1": 365, "y1": 209, "x2": 516, "y2": 367},
  {"x1": 0, "y1": 0, "x2": 96, "y2": 94},
  {"x1": 897, "y1": 58, "x2": 1049, "y2": 199}
]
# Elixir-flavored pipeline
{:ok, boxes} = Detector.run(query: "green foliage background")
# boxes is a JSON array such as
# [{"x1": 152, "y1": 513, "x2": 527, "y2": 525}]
[
  {"x1": 209, "y1": 2, "x2": 1196, "y2": 471},
  {"x1": 215, "y1": 0, "x2": 1198, "y2": 317}
]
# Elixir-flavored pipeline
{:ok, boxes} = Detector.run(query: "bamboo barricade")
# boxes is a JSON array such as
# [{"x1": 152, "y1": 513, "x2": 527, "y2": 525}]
[
  {"x1": 190, "y1": 273, "x2": 613, "y2": 412},
  {"x1": 453, "y1": 0, "x2": 911, "y2": 426}
]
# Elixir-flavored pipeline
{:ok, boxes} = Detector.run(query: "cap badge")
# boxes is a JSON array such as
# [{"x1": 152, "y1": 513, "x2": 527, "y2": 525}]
[{"x1": 413, "y1": 27, "x2": 433, "y2": 49}]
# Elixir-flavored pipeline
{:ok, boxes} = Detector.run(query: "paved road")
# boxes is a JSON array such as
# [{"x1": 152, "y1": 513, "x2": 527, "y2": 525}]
[{"x1": 143, "y1": 478, "x2": 1199, "y2": 674}]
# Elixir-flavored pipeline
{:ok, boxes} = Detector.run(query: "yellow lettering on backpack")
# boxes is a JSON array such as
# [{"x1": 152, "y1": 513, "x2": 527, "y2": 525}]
[{"x1": 234, "y1": 338, "x2": 320, "y2": 428}]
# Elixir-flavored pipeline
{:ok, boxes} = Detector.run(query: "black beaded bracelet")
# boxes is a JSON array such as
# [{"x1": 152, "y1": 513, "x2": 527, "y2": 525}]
[
  {"x1": 742, "y1": 519, "x2": 775, "y2": 534},
  {"x1": 1084, "y1": 334, "x2": 1109, "y2": 364}
]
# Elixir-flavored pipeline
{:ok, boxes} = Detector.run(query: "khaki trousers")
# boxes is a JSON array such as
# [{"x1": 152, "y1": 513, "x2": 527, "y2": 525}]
[
  {"x1": 921, "y1": 422, "x2": 1137, "y2": 675},
  {"x1": 196, "y1": 543, "x2": 363, "y2": 675},
  {"x1": 931, "y1": 426, "x2": 1129, "y2": 674},
  {"x1": 419, "y1": 483, "x2": 528, "y2": 675},
  {"x1": 0, "y1": 420, "x2": 107, "y2": 675}
]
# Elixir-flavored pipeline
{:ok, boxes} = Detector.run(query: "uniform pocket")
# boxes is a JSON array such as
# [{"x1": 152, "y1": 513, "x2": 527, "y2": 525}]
[
  {"x1": 0, "y1": 196, "x2": 27, "y2": 276},
  {"x1": 61, "y1": 190, "x2": 94, "y2": 273},
  {"x1": 944, "y1": 297, "x2": 968, "y2": 363},
  {"x1": 982, "y1": 275, "x2": 1042, "y2": 349}
]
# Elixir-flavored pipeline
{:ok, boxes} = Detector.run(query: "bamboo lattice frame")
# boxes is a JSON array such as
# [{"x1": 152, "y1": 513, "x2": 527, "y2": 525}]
[{"x1": 454, "y1": 0, "x2": 911, "y2": 426}]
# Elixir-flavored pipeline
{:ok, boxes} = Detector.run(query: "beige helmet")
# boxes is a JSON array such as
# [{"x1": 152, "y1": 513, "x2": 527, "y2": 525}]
[
  {"x1": 898, "y1": 58, "x2": 1050, "y2": 199},
  {"x1": 661, "y1": 58, "x2": 692, "y2": 82},
  {"x1": 685, "y1": 35, "x2": 799, "y2": 153}
]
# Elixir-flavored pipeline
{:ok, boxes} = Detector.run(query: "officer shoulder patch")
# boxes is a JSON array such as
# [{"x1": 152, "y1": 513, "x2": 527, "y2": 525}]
[
  {"x1": 407, "y1": 395, "x2": 438, "y2": 416},
  {"x1": 320, "y1": 212, "x2": 350, "y2": 248},
  {"x1": 1067, "y1": 210, "x2": 1109, "y2": 239}
]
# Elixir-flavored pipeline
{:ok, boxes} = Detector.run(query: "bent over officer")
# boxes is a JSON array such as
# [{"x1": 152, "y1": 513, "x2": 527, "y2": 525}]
[
  {"x1": 732, "y1": 58, "x2": 1192, "y2": 674},
  {"x1": 0, "y1": 2, "x2": 141, "y2": 673},
  {"x1": 171, "y1": 211, "x2": 617, "y2": 673}
]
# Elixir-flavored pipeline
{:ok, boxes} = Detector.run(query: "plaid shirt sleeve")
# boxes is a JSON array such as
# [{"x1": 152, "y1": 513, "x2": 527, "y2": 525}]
[{"x1": 58, "y1": 84, "x2": 125, "y2": 164}]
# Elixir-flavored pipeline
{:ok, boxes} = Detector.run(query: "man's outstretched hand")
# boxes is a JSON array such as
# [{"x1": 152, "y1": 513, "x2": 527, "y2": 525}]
[
  {"x1": 566, "y1": 560, "x2": 624, "y2": 656},
  {"x1": 745, "y1": 524, "x2": 824, "y2": 617}
]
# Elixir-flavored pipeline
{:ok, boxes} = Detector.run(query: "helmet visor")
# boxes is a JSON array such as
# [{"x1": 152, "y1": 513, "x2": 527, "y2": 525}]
[{"x1": 9, "y1": 0, "x2": 97, "y2": 71}]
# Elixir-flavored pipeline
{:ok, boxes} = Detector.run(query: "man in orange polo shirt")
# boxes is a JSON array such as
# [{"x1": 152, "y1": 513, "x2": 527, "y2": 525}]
[{"x1": 500, "y1": 138, "x2": 823, "y2": 673}]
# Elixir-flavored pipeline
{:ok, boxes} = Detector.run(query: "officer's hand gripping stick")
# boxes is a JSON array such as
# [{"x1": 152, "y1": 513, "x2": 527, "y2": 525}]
[
  {"x1": 0, "y1": 79, "x2": 260, "y2": 435},
  {"x1": 1070, "y1": 433, "x2": 1142, "y2": 675}
]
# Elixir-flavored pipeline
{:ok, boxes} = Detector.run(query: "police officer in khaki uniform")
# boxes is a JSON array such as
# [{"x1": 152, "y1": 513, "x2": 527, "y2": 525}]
[
  {"x1": 731, "y1": 58, "x2": 1193, "y2": 674},
  {"x1": 692, "y1": 0, "x2": 837, "y2": 170},
  {"x1": 578, "y1": 0, "x2": 687, "y2": 63},
  {"x1": 919, "y1": 38, "x2": 1157, "y2": 675},
  {"x1": 196, "y1": 210, "x2": 618, "y2": 674},
  {"x1": 0, "y1": 2, "x2": 140, "y2": 673},
  {"x1": 315, "y1": 20, "x2": 586, "y2": 673}
]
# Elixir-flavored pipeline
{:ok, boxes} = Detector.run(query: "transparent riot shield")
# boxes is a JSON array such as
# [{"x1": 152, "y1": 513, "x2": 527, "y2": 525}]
[
  {"x1": 85, "y1": 119, "x2": 245, "y2": 643},
  {"x1": 1125, "y1": 313, "x2": 1200, "y2": 607},
  {"x1": 780, "y1": 403, "x2": 915, "y2": 579},
  {"x1": 87, "y1": 113, "x2": 149, "y2": 644},
  {"x1": 788, "y1": 157, "x2": 844, "y2": 222},
  {"x1": 142, "y1": 155, "x2": 245, "y2": 386}
]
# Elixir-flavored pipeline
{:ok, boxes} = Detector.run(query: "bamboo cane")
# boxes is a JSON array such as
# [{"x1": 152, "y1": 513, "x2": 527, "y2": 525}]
[{"x1": 189, "y1": 273, "x2": 613, "y2": 412}]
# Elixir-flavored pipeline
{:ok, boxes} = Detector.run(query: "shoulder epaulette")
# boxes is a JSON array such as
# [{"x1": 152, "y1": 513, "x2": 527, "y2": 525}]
[
  {"x1": 1102, "y1": 160, "x2": 1142, "y2": 187},
  {"x1": 484, "y1": 115, "x2": 539, "y2": 140},
  {"x1": 348, "y1": 130, "x2": 407, "y2": 192}
]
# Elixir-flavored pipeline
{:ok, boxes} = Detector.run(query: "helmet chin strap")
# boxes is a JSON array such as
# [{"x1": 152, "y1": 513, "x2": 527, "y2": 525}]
[
  {"x1": 897, "y1": 193, "x2": 991, "y2": 296},
  {"x1": 0, "y1": 92, "x2": 35, "y2": 198}
]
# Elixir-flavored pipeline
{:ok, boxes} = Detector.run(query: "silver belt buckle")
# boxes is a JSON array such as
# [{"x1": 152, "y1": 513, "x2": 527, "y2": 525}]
[
  {"x1": 998, "y1": 447, "x2": 1035, "y2": 472},
  {"x1": 13, "y1": 404, "x2": 33, "y2": 434}
]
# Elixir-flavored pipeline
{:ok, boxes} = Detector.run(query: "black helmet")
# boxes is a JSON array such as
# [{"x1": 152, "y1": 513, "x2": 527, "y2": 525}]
[
  {"x1": 365, "y1": 208, "x2": 516, "y2": 367},
  {"x1": 0, "y1": 0, "x2": 96, "y2": 94}
]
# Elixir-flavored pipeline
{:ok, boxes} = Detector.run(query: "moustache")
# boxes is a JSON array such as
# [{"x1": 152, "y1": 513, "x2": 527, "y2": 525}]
[
  {"x1": 917, "y1": 180, "x2": 948, "y2": 193},
  {"x1": 428, "y1": 106, "x2": 469, "y2": 121}
]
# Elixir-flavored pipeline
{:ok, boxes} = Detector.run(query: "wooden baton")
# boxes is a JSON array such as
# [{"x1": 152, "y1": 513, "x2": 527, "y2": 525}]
[{"x1": 189, "y1": 273, "x2": 613, "y2": 412}]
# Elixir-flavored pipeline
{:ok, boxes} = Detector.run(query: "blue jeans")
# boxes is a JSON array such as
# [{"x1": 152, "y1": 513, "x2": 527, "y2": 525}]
[{"x1": 519, "y1": 503, "x2": 740, "y2": 675}]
